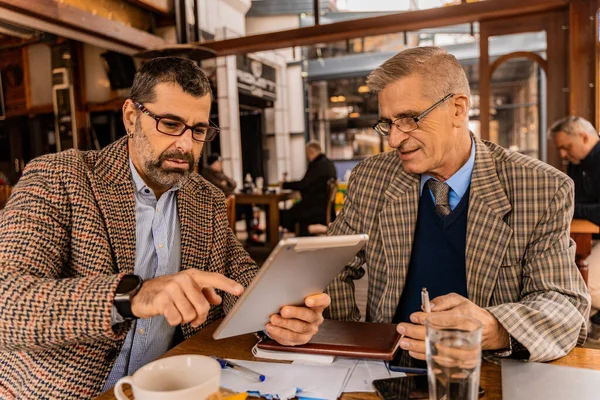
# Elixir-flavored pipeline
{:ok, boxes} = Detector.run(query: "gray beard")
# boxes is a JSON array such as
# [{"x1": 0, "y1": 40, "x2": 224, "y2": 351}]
[
  {"x1": 132, "y1": 122, "x2": 195, "y2": 189},
  {"x1": 144, "y1": 160, "x2": 190, "y2": 189}
]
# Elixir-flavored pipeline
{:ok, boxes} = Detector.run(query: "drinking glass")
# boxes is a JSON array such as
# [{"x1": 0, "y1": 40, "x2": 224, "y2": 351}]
[{"x1": 425, "y1": 314, "x2": 482, "y2": 400}]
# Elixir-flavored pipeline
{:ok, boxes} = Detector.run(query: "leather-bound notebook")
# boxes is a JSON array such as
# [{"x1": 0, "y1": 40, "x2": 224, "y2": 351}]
[{"x1": 256, "y1": 319, "x2": 401, "y2": 360}]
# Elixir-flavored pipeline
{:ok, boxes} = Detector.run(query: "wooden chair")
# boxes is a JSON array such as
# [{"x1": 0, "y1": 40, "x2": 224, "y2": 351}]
[
  {"x1": 307, "y1": 178, "x2": 338, "y2": 235},
  {"x1": 0, "y1": 185, "x2": 12, "y2": 210},
  {"x1": 225, "y1": 194, "x2": 236, "y2": 231}
]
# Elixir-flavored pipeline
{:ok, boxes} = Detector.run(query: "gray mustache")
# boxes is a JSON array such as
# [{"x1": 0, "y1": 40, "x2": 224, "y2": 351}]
[{"x1": 159, "y1": 152, "x2": 194, "y2": 165}]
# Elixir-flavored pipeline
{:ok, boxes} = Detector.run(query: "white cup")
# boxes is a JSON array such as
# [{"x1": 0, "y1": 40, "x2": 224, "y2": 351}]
[{"x1": 114, "y1": 355, "x2": 221, "y2": 400}]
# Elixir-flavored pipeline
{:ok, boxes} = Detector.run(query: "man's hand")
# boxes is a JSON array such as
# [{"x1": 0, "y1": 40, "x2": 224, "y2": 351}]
[
  {"x1": 397, "y1": 293, "x2": 510, "y2": 360},
  {"x1": 265, "y1": 293, "x2": 330, "y2": 346},
  {"x1": 131, "y1": 270, "x2": 244, "y2": 328}
]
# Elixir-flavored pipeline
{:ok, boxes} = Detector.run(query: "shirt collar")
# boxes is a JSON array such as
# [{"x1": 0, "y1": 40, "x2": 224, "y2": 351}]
[
  {"x1": 420, "y1": 137, "x2": 476, "y2": 197},
  {"x1": 129, "y1": 158, "x2": 180, "y2": 195}
]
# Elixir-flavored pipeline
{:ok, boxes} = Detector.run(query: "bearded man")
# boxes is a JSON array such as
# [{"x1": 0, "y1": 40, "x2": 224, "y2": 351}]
[{"x1": 0, "y1": 57, "x2": 328, "y2": 399}]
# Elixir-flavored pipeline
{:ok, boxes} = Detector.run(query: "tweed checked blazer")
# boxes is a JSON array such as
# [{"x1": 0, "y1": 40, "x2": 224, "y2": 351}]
[
  {"x1": 325, "y1": 137, "x2": 590, "y2": 362},
  {"x1": 0, "y1": 137, "x2": 258, "y2": 399}
]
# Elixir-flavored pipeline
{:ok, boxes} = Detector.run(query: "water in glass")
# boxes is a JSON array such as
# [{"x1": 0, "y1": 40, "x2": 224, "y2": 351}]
[{"x1": 425, "y1": 314, "x2": 482, "y2": 400}]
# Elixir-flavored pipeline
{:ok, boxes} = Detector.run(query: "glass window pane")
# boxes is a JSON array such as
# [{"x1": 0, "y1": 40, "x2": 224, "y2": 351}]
[{"x1": 489, "y1": 57, "x2": 545, "y2": 159}]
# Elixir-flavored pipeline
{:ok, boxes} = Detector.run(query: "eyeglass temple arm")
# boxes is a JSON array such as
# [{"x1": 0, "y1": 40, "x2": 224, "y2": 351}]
[{"x1": 414, "y1": 93, "x2": 455, "y2": 122}]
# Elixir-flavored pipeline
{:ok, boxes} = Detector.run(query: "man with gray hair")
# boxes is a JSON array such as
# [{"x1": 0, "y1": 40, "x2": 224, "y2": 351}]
[
  {"x1": 549, "y1": 116, "x2": 600, "y2": 225},
  {"x1": 325, "y1": 46, "x2": 590, "y2": 365}
]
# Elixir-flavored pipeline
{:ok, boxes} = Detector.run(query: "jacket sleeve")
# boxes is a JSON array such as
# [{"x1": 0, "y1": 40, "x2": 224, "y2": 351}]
[
  {"x1": 486, "y1": 179, "x2": 591, "y2": 362},
  {"x1": 323, "y1": 170, "x2": 365, "y2": 321},
  {"x1": 282, "y1": 163, "x2": 320, "y2": 191},
  {"x1": 573, "y1": 203, "x2": 600, "y2": 226},
  {"x1": 0, "y1": 157, "x2": 131, "y2": 352}
]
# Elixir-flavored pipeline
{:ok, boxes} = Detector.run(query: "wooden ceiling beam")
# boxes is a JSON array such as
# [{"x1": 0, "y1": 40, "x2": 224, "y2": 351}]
[
  {"x1": 199, "y1": 0, "x2": 569, "y2": 57},
  {"x1": 124, "y1": 0, "x2": 173, "y2": 15},
  {"x1": 0, "y1": 0, "x2": 166, "y2": 51}
]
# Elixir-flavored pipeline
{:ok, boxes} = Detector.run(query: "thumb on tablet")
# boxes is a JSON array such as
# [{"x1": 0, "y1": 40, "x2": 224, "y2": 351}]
[{"x1": 305, "y1": 293, "x2": 331, "y2": 311}]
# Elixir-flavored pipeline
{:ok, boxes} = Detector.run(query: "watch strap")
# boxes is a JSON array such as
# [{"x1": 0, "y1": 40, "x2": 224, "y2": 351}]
[
  {"x1": 490, "y1": 335, "x2": 530, "y2": 360},
  {"x1": 114, "y1": 275, "x2": 143, "y2": 321}
]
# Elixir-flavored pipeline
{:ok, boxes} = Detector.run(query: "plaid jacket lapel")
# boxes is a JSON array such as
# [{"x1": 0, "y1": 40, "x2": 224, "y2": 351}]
[
  {"x1": 466, "y1": 138, "x2": 513, "y2": 307},
  {"x1": 378, "y1": 168, "x2": 420, "y2": 322},
  {"x1": 88, "y1": 137, "x2": 136, "y2": 274},
  {"x1": 178, "y1": 176, "x2": 212, "y2": 272}
]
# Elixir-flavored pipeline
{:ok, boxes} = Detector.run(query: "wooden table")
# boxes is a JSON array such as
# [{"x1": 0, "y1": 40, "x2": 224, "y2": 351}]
[
  {"x1": 235, "y1": 190, "x2": 298, "y2": 248},
  {"x1": 570, "y1": 218, "x2": 600, "y2": 284},
  {"x1": 97, "y1": 321, "x2": 600, "y2": 400}
]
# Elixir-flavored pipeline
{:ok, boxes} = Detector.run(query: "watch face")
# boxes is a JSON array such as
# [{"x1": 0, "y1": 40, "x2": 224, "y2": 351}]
[{"x1": 118, "y1": 275, "x2": 141, "y2": 294}]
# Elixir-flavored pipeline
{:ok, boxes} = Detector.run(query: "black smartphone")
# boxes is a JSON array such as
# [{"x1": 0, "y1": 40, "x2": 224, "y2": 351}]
[{"x1": 372, "y1": 376, "x2": 485, "y2": 400}]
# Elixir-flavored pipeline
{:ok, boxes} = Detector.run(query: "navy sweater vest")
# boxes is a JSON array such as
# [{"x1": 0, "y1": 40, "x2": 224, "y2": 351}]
[{"x1": 393, "y1": 187, "x2": 470, "y2": 324}]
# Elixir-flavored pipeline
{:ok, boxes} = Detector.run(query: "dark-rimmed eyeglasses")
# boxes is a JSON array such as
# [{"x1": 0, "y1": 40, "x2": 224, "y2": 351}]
[
  {"x1": 373, "y1": 93, "x2": 454, "y2": 136},
  {"x1": 132, "y1": 100, "x2": 219, "y2": 142}
]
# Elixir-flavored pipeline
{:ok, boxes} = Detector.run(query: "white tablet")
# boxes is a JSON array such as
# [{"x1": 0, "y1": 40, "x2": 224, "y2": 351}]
[{"x1": 212, "y1": 234, "x2": 368, "y2": 340}]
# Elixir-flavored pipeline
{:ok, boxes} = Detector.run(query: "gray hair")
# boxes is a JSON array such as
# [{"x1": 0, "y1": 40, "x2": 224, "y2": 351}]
[
  {"x1": 547, "y1": 116, "x2": 598, "y2": 139},
  {"x1": 130, "y1": 57, "x2": 212, "y2": 104},
  {"x1": 306, "y1": 140, "x2": 322, "y2": 153},
  {"x1": 366, "y1": 46, "x2": 470, "y2": 100}
]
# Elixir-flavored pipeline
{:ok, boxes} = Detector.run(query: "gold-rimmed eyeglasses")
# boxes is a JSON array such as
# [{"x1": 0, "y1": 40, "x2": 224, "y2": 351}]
[{"x1": 373, "y1": 93, "x2": 454, "y2": 136}]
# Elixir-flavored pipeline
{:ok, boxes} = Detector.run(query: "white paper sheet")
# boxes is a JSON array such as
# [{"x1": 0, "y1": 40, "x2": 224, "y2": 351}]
[
  {"x1": 294, "y1": 358, "x2": 406, "y2": 393},
  {"x1": 220, "y1": 359, "x2": 351, "y2": 400}
]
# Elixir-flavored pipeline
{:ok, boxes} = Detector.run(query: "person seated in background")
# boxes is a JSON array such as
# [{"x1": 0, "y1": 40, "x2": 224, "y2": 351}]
[
  {"x1": 549, "y1": 116, "x2": 600, "y2": 225},
  {"x1": 325, "y1": 46, "x2": 590, "y2": 365},
  {"x1": 549, "y1": 115, "x2": 600, "y2": 338},
  {"x1": 200, "y1": 154, "x2": 262, "y2": 245},
  {"x1": 280, "y1": 141, "x2": 337, "y2": 236},
  {"x1": 0, "y1": 57, "x2": 329, "y2": 399}
]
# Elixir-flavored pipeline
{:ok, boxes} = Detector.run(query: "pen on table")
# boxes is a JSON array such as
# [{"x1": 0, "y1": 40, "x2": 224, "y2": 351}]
[
  {"x1": 212, "y1": 357, "x2": 266, "y2": 382},
  {"x1": 387, "y1": 364, "x2": 428, "y2": 375},
  {"x1": 421, "y1": 288, "x2": 431, "y2": 313}
]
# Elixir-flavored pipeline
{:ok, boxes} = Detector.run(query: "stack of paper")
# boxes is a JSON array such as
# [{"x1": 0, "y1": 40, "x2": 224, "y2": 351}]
[
  {"x1": 324, "y1": 358, "x2": 406, "y2": 393},
  {"x1": 220, "y1": 359, "x2": 351, "y2": 400}
]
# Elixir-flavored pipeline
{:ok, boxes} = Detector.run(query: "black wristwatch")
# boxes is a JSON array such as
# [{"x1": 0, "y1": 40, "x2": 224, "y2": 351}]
[
  {"x1": 114, "y1": 274, "x2": 143, "y2": 321},
  {"x1": 493, "y1": 336, "x2": 530, "y2": 360}
]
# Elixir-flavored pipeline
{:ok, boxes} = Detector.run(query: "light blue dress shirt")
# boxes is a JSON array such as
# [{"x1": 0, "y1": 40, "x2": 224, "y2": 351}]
[
  {"x1": 420, "y1": 138, "x2": 476, "y2": 210},
  {"x1": 103, "y1": 160, "x2": 181, "y2": 391}
]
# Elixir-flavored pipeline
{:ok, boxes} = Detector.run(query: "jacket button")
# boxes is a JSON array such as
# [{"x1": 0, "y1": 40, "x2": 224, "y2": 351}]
[{"x1": 105, "y1": 348, "x2": 119, "y2": 361}]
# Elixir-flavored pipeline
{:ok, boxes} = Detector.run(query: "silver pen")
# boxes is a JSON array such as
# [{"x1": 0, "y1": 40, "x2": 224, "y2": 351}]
[
  {"x1": 213, "y1": 357, "x2": 266, "y2": 382},
  {"x1": 421, "y1": 288, "x2": 431, "y2": 313}
]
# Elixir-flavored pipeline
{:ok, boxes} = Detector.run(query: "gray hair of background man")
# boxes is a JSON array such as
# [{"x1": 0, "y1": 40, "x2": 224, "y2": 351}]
[
  {"x1": 130, "y1": 57, "x2": 212, "y2": 104},
  {"x1": 547, "y1": 116, "x2": 598, "y2": 139},
  {"x1": 366, "y1": 46, "x2": 470, "y2": 101},
  {"x1": 306, "y1": 141, "x2": 322, "y2": 154}
]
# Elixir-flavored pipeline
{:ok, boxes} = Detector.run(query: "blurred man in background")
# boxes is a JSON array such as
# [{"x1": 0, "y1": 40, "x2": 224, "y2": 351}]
[
  {"x1": 280, "y1": 141, "x2": 337, "y2": 236},
  {"x1": 549, "y1": 116, "x2": 600, "y2": 225}
]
